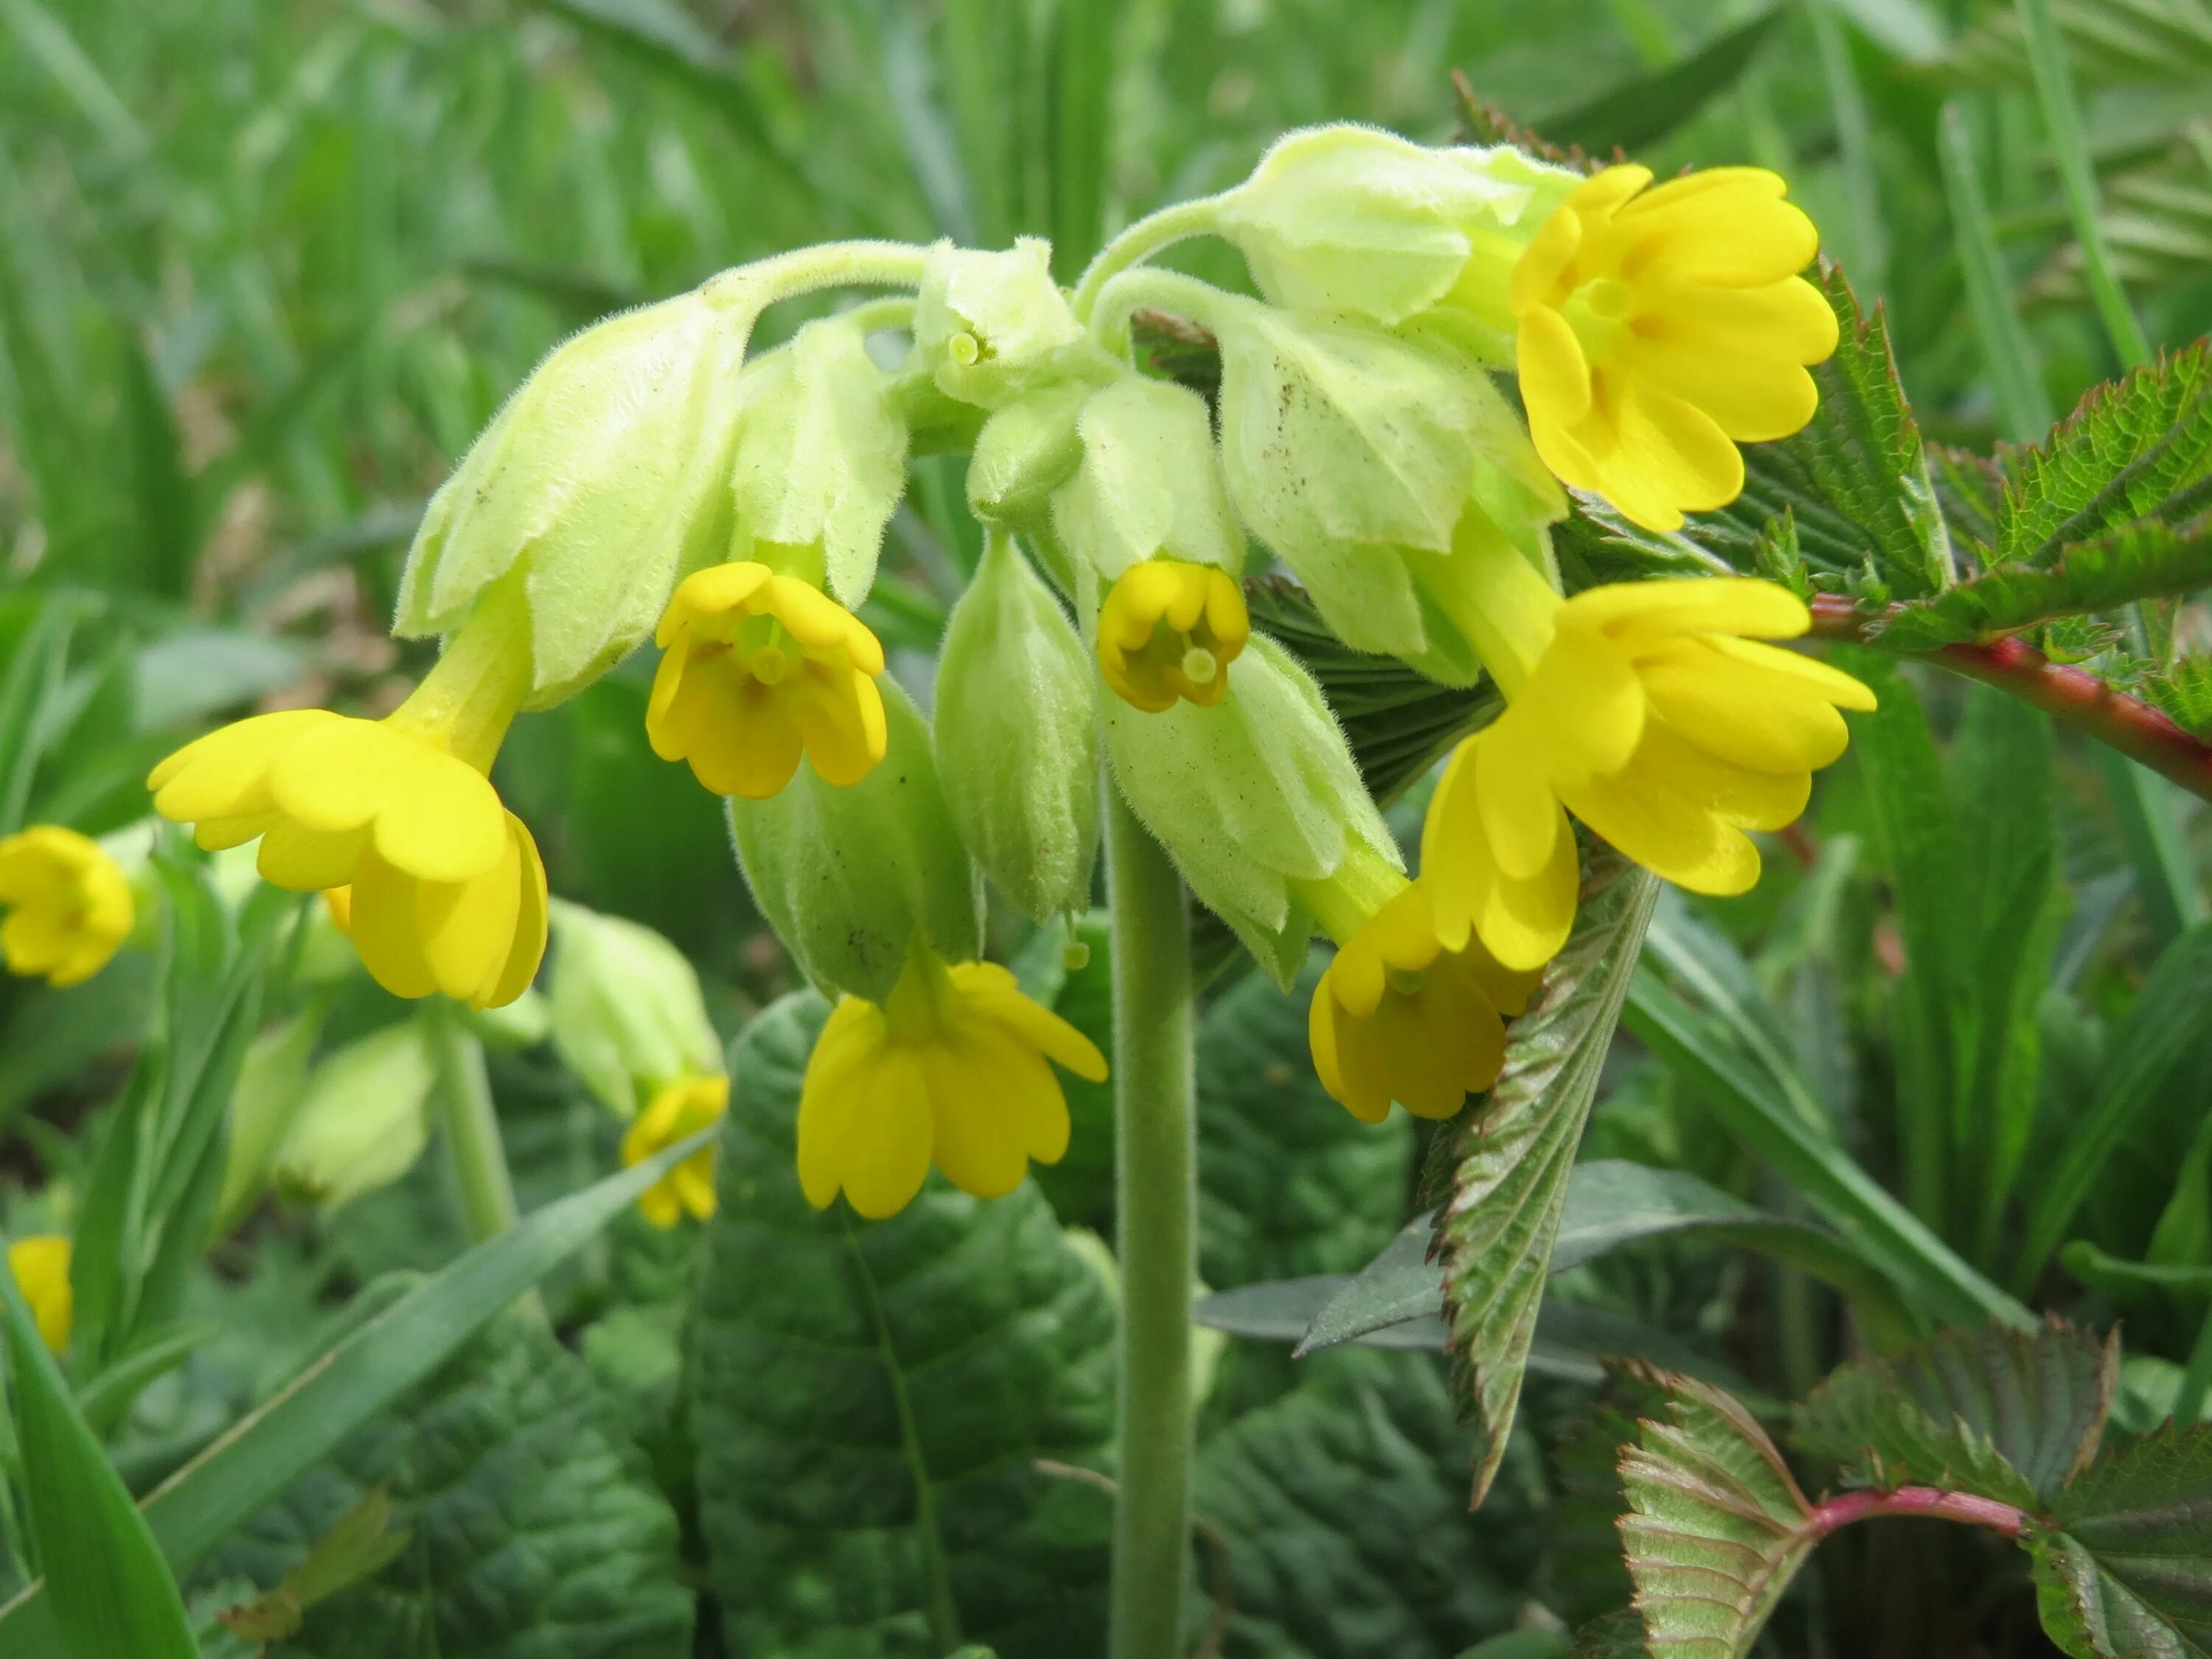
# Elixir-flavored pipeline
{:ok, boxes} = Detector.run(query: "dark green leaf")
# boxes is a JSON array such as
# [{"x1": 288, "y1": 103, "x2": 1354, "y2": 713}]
[
  {"x1": 1794, "y1": 1321, "x2": 2117, "y2": 1509},
  {"x1": 2032, "y1": 1423, "x2": 2212, "y2": 1656},
  {"x1": 206, "y1": 1306, "x2": 689, "y2": 1658},
  {"x1": 1437, "y1": 847, "x2": 1660, "y2": 1504},
  {"x1": 691, "y1": 994, "x2": 1117, "y2": 1658}
]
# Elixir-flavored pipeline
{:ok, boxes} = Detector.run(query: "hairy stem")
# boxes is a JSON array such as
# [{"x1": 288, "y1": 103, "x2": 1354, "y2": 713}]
[
  {"x1": 1810, "y1": 596, "x2": 2212, "y2": 806},
  {"x1": 1812, "y1": 1484, "x2": 2028, "y2": 1538},
  {"x1": 1105, "y1": 788, "x2": 1197, "y2": 1659},
  {"x1": 1071, "y1": 196, "x2": 1228, "y2": 323},
  {"x1": 700, "y1": 240, "x2": 931, "y2": 315}
]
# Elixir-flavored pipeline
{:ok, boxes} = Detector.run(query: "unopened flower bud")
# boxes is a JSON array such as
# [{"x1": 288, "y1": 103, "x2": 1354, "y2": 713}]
[
  {"x1": 726, "y1": 315, "x2": 909, "y2": 607},
  {"x1": 1215, "y1": 125, "x2": 1576, "y2": 349},
  {"x1": 728, "y1": 679, "x2": 981, "y2": 1001},
  {"x1": 272, "y1": 1019, "x2": 439, "y2": 1212},
  {"x1": 1105, "y1": 633, "x2": 1396, "y2": 985},
  {"x1": 1052, "y1": 375, "x2": 1244, "y2": 580},
  {"x1": 397, "y1": 288, "x2": 751, "y2": 705},
  {"x1": 967, "y1": 377, "x2": 1104, "y2": 534},
  {"x1": 914, "y1": 238, "x2": 1105, "y2": 410},
  {"x1": 935, "y1": 533, "x2": 1100, "y2": 922},
  {"x1": 1207, "y1": 293, "x2": 1565, "y2": 682},
  {"x1": 548, "y1": 900, "x2": 722, "y2": 1119},
  {"x1": 216, "y1": 1011, "x2": 324, "y2": 1232}
]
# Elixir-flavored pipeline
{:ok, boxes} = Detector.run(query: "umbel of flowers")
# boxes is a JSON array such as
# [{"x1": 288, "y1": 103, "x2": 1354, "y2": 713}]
[{"x1": 139, "y1": 125, "x2": 1868, "y2": 1220}]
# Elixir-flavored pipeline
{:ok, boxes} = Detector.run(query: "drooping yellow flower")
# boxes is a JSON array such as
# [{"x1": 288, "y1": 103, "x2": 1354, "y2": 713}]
[
  {"x1": 0, "y1": 827, "x2": 133, "y2": 988},
  {"x1": 621, "y1": 1074, "x2": 728, "y2": 1227},
  {"x1": 1424, "y1": 551, "x2": 1873, "y2": 967},
  {"x1": 647, "y1": 561, "x2": 888, "y2": 799},
  {"x1": 8, "y1": 1234, "x2": 72, "y2": 1354},
  {"x1": 798, "y1": 945, "x2": 1107, "y2": 1219},
  {"x1": 1096, "y1": 560, "x2": 1250, "y2": 713},
  {"x1": 1509, "y1": 165, "x2": 1838, "y2": 533},
  {"x1": 1294, "y1": 852, "x2": 1537, "y2": 1124},
  {"x1": 147, "y1": 584, "x2": 546, "y2": 1009}
]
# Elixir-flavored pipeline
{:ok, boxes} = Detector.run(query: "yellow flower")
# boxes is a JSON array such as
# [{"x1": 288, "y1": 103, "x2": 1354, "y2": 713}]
[
  {"x1": 147, "y1": 585, "x2": 546, "y2": 1009},
  {"x1": 621, "y1": 1074, "x2": 728, "y2": 1227},
  {"x1": 1424, "y1": 552, "x2": 1874, "y2": 967},
  {"x1": 1096, "y1": 560, "x2": 1250, "y2": 713},
  {"x1": 8, "y1": 1234, "x2": 72, "y2": 1354},
  {"x1": 797, "y1": 945, "x2": 1107, "y2": 1219},
  {"x1": 1294, "y1": 854, "x2": 1537, "y2": 1124},
  {"x1": 1509, "y1": 165, "x2": 1838, "y2": 533},
  {"x1": 647, "y1": 561, "x2": 889, "y2": 798},
  {"x1": 0, "y1": 827, "x2": 133, "y2": 988}
]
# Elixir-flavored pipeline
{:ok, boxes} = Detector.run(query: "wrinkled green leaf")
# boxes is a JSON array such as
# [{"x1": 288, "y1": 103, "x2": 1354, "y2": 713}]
[
  {"x1": 2033, "y1": 1423, "x2": 2212, "y2": 1657},
  {"x1": 690, "y1": 994, "x2": 1117, "y2": 1658}
]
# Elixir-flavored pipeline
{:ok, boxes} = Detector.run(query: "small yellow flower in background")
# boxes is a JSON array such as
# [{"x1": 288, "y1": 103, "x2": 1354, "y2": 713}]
[
  {"x1": 1096, "y1": 560, "x2": 1251, "y2": 713},
  {"x1": 0, "y1": 827, "x2": 133, "y2": 988},
  {"x1": 8, "y1": 1234, "x2": 72, "y2": 1353},
  {"x1": 1510, "y1": 164, "x2": 1838, "y2": 532},
  {"x1": 1293, "y1": 854, "x2": 1537, "y2": 1124},
  {"x1": 147, "y1": 584, "x2": 546, "y2": 1009},
  {"x1": 798, "y1": 945, "x2": 1107, "y2": 1220},
  {"x1": 647, "y1": 561, "x2": 888, "y2": 799},
  {"x1": 622, "y1": 1074, "x2": 728, "y2": 1227},
  {"x1": 1424, "y1": 550, "x2": 1874, "y2": 967}
]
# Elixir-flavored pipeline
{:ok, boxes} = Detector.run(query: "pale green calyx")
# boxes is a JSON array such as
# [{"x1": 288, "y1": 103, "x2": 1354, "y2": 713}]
[
  {"x1": 727, "y1": 678, "x2": 982, "y2": 1002},
  {"x1": 913, "y1": 237, "x2": 1096, "y2": 410},
  {"x1": 216, "y1": 1010, "x2": 324, "y2": 1234},
  {"x1": 1214, "y1": 125, "x2": 1576, "y2": 344},
  {"x1": 727, "y1": 314, "x2": 911, "y2": 608},
  {"x1": 1102, "y1": 632, "x2": 1397, "y2": 987},
  {"x1": 547, "y1": 900, "x2": 723, "y2": 1119},
  {"x1": 967, "y1": 374, "x2": 1112, "y2": 534},
  {"x1": 1200, "y1": 289, "x2": 1565, "y2": 682},
  {"x1": 397, "y1": 288, "x2": 752, "y2": 707},
  {"x1": 1052, "y1": 375, "x2": 1245, "y2": 581},
  {"x1": 272, "y1": 1018, "x2": 439, "y2": 1212},
  {"x1": 935, "y1": 532, "x2": 1101, "y2": 922}
]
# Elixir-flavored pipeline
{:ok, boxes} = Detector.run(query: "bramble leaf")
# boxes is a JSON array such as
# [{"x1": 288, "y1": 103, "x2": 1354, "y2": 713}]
[
  {"x1": 1437, "y1": 846, "x2": 1660, "y2": 1503},
  {"x1": 1794, "y1": 1321, "x2": 2116, "y2": 1511},
  {"x1": 2031, "y1": 1422, "x2": 2212, "y2": 1658},
  {"x1": 1613, "y1": 1371, "x2": 1819, "y2": 1658}
]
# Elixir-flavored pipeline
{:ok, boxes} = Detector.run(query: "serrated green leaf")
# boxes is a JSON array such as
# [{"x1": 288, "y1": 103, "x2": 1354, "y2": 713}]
[
  {"x1": 1794, "y1": 1320, "x2": 2117, "y2": 1511},
  {"x1": 2031, "y1": 1422, "x2": 2212, "y2": 1656},
  {"x1": 1195, "y1": 1349, "x2": 1538, "y2": 1659},
  {"x1": 1199, "y1": 950, "x2": 1416, "y2": 1295},
  {"x1": 203, "y1": 1304, "x2": 688, "y2": 1659},
  {"x1": 1438, "y1": 848, "x2": 1660, "y2": 1504},
  {"x1": 690, "y1": 994, "x2": 1117, "y2": 1658},
  {"x1": 1541, "y1": 1369, "x2": 1677, "y2": 1628},
  {"x1": 1876, "y1": 519, "x2": 2212, "y2": 650},
  {"x1": 1687, "y1": 264, "x2": 1953, "y2": 601},
  {"x1": 1615, "y1": 1371, "x2": 1818, "y2": 1658}
]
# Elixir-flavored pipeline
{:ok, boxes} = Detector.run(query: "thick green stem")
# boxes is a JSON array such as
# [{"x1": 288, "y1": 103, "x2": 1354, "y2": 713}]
[
  {"x1": 1105, "y1": 789, "x2": 1196, "y2": 1659},
  {"x1": 428, "y1": 1006, "x2": 521, "y2": 1245}
]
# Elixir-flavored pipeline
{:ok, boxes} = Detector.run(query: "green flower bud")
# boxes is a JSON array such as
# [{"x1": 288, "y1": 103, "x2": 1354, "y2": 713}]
[
  {"x1": 547, "y1": 900, "x2": 722, "y2": 1119},
  {"x1": 1207, "y1": 294, "x2": 1565, "y2": 683},
  {"x1": 728, "y1": 678, "x2": 981, "y2": 1001},
  {"x1": 728, "y1": 315, "x2": 909, "y2": 608},
  {"x1": 935, "y1": 533, "x2": 1100, "y2": 922},
  {"x1": 967, "y1": 376, "x2": 1107, "y2": 535},
  {"x1": 1215, "y1": 125, "x2": 1576, "y2": 347},
  {"x1": 397, "y1": 288, "x2": 751, "y2": 706},
  {"x1": 272, "y1": 1018, "x2": 439, "y2": 1212},
  {"x1": 1104, "y1": 632, "x2": 1396, "y2": 986},
  {"x1": 1053, "y1": 375, "x2": 1244, "y2": 580},
  {"x1": 913, "y1": 238, "x2": 1100, "y2": 409},
  {"x1": 215, "y1": 1010, "x2": 324, "y2": 1234}
]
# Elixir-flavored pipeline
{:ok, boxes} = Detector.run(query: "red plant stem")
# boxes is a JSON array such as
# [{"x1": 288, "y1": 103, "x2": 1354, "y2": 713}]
[
  {"x1": 1811, "y1": 1484, "x2": 2028, "y2": 1538},
  {"x1": 1809, "y1": 594, "x2": 2212, "y2": 804}
]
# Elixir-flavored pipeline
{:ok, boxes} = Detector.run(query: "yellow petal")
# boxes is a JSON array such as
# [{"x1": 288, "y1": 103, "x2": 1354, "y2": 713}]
[
  {"x1": 923, "y1": 1032, "x2": 1041, "y2": 1200},
  {"x1": 484, "y1": 815, "x2": 549, "y2": 1009},
  {"x1": 955, "y1": 962, "x2": 1108, "y2": 1082},
  {"x1": 689, "y1": 683, "x2": 806, "y2": 800},
  {"x1": 1475, "y1": 720, "x2": 1565, "y2": 883},
  {"x1": 1641, "y1": 647, "x2": 1851, "y2": 774},
  {"x1": 1568, "y1": 577, "x2": 1809, "y2": 644},
  {"x1": 796, "y1": 1001, "x2": 887, "y2": 1208},
  {"x1": 840, "y1": 1047, "x2": 933, "y2": 1220},
  {"x1": 417, "y1": 832, "x2": 523, "y2": 1006},
  {"x1": 346, "y1": 850, "x2": 441, "y2": 1001},
  {"x1": 657, "y1": 561, "x2": 774, "y2": 647},
  {"x1": 789, "y1": 665, "x2": 888, "y2": 788},
  {"x1": 268, "y1": 721, "x2": 508, "y2": 884},
  {"x1": 1705, "y1": 635, "x2": 1876, "y2": 710},
  {"x1": 1517, "y1": 305, "x2": 1594, "y2": 434},
  {"x1": 149, "y1": 709, "x2": 340, "y2": 821},
  {"x1": 256, "y1": 818, "x2": 368, "y2": 892}
]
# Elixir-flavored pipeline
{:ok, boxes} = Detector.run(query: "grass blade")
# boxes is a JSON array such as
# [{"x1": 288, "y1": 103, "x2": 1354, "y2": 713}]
[
  {"x1": 1, "y1": 1241, "x2": 198, "y2": 1659},
  {"x1": 0, "y1": 1124, "x2": 716, "y2": 1657},
  {"x1": 1939, "y1": 99, "x2": 2055, "y2": 442}
]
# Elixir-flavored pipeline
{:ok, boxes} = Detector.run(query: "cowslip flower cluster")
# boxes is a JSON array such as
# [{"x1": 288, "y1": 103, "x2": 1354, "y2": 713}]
[{"x1": 133, "y1": 124, "x2": 1868, "y2": 1223}]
